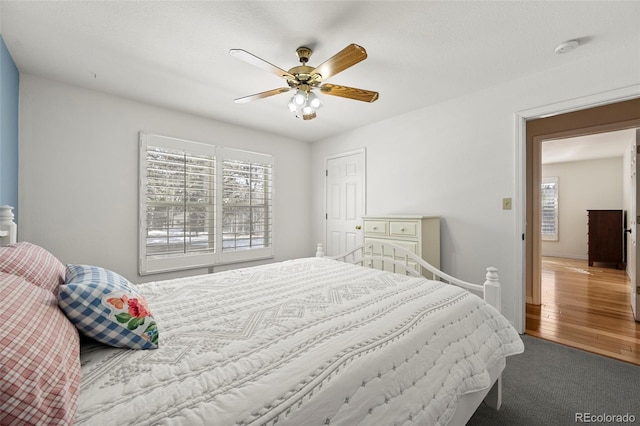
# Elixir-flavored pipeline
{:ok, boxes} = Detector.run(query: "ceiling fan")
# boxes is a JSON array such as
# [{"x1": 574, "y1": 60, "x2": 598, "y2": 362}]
[{"x1": 229, "y1": 43, "x2": 379, "y2": 120}]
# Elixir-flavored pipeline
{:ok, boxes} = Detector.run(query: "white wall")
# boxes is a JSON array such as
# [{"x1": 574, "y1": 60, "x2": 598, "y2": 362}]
[
  {"x1": 310, "y1": 44, "x2": 640, "y2": 328},
  {"x1": 19, "y1": 74, "x2": 312, "y2": 283},
  {"x1": 542, "y1": 157, "x2": 623, "y2": 259}
]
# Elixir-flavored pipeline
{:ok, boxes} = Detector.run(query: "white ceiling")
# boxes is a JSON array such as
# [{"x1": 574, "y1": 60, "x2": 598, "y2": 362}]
[
  {"x1": 1, "y1": 1, "x2": 639, "y2": 143},
  {"x1": 542, "y1": 129, "x2": 637, "y2": 165}
]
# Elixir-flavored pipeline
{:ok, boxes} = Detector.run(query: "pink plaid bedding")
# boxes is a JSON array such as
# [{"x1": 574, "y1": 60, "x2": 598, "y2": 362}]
[
  {"x1": 0, "y1": 272, "x2": 81, "y2": 425},
  {"x1": 0, "y1": 242, "x2": 65, "y2": 295}
]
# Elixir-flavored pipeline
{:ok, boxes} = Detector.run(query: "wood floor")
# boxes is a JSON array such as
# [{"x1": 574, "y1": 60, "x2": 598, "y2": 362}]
[{"x1": 526, "y1": 256, "x2": 640, "y2": 365}]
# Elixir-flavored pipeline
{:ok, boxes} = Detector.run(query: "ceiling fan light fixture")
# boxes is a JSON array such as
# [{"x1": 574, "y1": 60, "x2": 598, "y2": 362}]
[
  {"x1": 302, "y1": 111, "x2": 317, "y2": 120},
  {"x1": 288, "y1": 88, "x2": 322, "y2": 120},
  {"x1": 231, "y1": 44, "x2": 378, "y2": 121},
  {"x1": 307, "y1": 92, "x2": 322, "y2": 109},
  {"x1": 293, "y1": 90, "x2": 306, "y2": 106}
]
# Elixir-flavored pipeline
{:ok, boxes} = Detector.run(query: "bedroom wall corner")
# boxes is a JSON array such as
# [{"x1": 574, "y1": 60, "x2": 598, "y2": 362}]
[
  {"x1": 310, "y1": 42, "x2": 640, "y2": 329},
  {"x1": 541, "y1": 157, "x2": 623, "y2": 260},
  {"x1": 0, "y1": 33, "x2": 19, "y2": 220},
  {"x1": 18, "y1": 74, "x2": 312, "y2": 282}
]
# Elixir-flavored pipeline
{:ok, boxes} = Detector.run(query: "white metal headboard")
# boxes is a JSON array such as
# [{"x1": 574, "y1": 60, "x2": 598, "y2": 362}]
[{"x1": 0, "y1": 205, "x2": 17, "y2": 246}]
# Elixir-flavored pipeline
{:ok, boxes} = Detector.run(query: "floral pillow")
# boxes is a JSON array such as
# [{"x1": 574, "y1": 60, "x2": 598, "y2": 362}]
[{"x1": 58, "y1": 265, "x2": 159, "y2": 350}]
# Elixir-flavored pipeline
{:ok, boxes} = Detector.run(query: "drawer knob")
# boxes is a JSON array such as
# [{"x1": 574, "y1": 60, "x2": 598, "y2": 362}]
[
  {"x1": 355, "y1": 225, "x2": 362, "y2": 230},
  {"x1": 400, "y1": 227, "x2": 405, "y2": 232}
]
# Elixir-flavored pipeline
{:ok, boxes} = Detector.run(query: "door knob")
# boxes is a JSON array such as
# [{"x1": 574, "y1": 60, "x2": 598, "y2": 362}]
[
  {"x1": 625, "y1": 228, "x2": 632, "y2": 234},
  {"x1": 355, "y1": 225, "x2": 362, "y2": 230}
]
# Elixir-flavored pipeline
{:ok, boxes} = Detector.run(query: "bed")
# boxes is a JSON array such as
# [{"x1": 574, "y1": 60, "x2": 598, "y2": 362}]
[{"x1": 0, "y1": 205, "x2": 523, "y2": 425}]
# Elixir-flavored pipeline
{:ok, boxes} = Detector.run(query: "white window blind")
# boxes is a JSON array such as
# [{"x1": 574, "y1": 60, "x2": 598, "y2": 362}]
[
  {"x1": 220, "y1": 148, "x2": 273, "y2": 263},
  {"x1": 139, "y1": 134, "x2": 274, "y2": 274},
  {"x1": 541, "y1": 177, "x2": 559, "y2": 241},
  {"x1": 144, "y1": 148, "x2": 215, "y2": 255}
]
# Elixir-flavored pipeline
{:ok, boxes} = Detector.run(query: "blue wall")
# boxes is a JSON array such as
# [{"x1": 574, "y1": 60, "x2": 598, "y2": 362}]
[{"x1": 0, "y1": 34, "x2": 19, "y2": 220}]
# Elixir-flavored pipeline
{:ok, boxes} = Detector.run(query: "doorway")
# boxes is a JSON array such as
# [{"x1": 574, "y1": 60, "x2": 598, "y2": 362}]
[
  {"x1": 523, "y1": 97, "x2": 640, "y2": 360},
  {"x1": 525, "y1": 98, "x2": 640, "y2": 307},
  {"x1": 539, "y1": 130, "x2": 634, "y2": 267},
  {"x1": 325, "y1": 149, "x2": 366, "y2": 256}
]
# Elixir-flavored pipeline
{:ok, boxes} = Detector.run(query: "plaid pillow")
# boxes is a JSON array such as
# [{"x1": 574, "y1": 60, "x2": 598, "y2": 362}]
[
  {"x1": 0, "y1": 242, "x2": 65, "y2": 295},
  {"x1": 0, "y1": 272, "x2": 81, "y2": 425},
  {"x1": 58, "y1": 265, "x2": 159, "y2": 350}
]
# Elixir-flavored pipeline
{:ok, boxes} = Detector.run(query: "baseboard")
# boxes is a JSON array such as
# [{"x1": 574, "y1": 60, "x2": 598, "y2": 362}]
[{"x1": 541, "y1": 253, "x2": 587, "y2": 260}]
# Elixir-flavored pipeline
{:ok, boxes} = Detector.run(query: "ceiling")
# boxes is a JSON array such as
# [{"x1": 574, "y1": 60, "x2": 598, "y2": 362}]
[
  {"x1": 542, "y1": 129, "x2": 636, "y2": 165},
  {"x1": 1, "y1": 1, "x2": 639, "y2": 143}
]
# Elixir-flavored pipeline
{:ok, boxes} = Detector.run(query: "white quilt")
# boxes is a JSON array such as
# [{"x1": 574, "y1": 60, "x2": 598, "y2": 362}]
[{"x1": 76, "y1": 257, "x2": 523, "y2": 425}]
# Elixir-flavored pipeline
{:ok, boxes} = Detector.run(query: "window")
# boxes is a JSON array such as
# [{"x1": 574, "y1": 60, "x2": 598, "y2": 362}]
[
  {"x1": 541, "y1": 177, "x2": 558, "y2": 241},
  {"x1": 220, "y1": 148, "x2": 273, "y2": 264},
  {"x1": 139, "y1": 133, "x2": 273, "y2": 274}
]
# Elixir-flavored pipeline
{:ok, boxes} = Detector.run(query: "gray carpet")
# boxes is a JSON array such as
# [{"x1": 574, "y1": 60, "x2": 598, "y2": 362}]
[{"x1": 468, "y1": 335, "x2": 640, "y2": 425}]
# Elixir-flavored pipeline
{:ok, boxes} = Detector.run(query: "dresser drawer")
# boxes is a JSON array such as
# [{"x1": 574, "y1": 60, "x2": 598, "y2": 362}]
[
  {"x1": 365, "y1": 238, "x2": 418, "y2": 256},
  {"x1": 364, "y1": 220, "x2": 388, "y2": 235},
  {"x1": 387, "y1": 239, "x2": 418, "y2": 255},
  {"x1": 389, "y1": 221, "x2": 418, "y2": 238}
]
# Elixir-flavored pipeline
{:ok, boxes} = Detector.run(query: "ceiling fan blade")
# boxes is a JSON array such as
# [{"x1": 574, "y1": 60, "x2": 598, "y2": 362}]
[
  {"x1": 319, "y1": 84, "x2": 379, "y2": 103},
  {"x1": 229, "y1": 49, "x2": 296, "y2": 81},
  {"x1": 310, "y1": 44, "x2": 368, "y2": 82},
  {"x1": 234, "y1": 87, "x2": 293, "y2": 104}
]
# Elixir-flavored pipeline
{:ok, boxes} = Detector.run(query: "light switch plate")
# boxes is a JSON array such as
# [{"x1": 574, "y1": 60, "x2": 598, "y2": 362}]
[{"x1": 502, "y1": 198, "x2": 512, "y2": 210}]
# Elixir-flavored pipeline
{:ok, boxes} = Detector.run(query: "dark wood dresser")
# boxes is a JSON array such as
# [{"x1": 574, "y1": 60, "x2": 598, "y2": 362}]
[{"x1": 587, "y1": 209, "x2": 625, "y2": 269}]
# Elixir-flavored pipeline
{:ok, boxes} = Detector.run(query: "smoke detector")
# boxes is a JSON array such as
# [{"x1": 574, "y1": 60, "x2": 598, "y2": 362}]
[{"x1": 554, "y1": 40, "x2": 580, "y2": 54}]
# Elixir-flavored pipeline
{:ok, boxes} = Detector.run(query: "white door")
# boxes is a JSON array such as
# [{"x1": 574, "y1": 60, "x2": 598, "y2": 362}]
[
  {"x1": 632, "y1": 129, "x2": 640, "y2": 321},
  {"x1": 325, "y1": 150, "x2": 365, "y2": 256}
]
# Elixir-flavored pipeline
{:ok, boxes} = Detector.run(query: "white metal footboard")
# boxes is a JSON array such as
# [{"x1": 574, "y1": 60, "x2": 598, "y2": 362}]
[{"x1": 316, "y1": 241, "x2": 501, "y2": 312}]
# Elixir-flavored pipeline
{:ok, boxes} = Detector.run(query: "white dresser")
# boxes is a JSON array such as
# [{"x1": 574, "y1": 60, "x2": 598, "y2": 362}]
[{"x1": 362, "y1": 215, "x2": 440, "y2": 274}]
